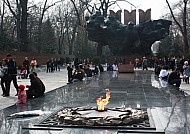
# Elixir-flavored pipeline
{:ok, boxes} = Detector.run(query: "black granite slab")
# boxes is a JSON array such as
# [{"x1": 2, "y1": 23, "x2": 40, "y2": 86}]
[{"x1": 0, "y1": 70, "x2": 189, "y2": 134}]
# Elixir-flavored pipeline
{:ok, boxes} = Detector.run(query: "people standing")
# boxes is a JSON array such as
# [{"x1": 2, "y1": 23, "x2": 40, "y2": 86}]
[
  {"x1": 170, "y1": 58, "x2": 175, "y2": 71},
  {"x1": 46, "y1": 59, "x2": 51, "y2": 73},
  {"x1": 0, "y1": 58, "x2": 8, "y2": 96},
  {"x1": 54, "y1": 58, "x2": 58, "y2": 71},
  {"x1": 57, "y1": 58, "x2": 61, "y2": 71},
  {"x1": 112, "y1": 63, "x2": 118, "y2": 71},
  {"x1": 22, "y1": 57, "x2": 30, "y2": 78},
  {"x1": 6, "y1": 53, "x2": 19, "y2": 96},
  {"x1": 30, "y1": 58, "x2": 37, "y2": 73},
  {"x1": 142, "y1": 57, "x2": 148, "y2": 70},
  {"x1": 134, "y1": 58, "x2": 139, "y2": 69},
  {"x1": 67, "y1": 64, "x2": 73, "y2": 83},
  {"x1": 50, "y1": 58, "x2": 54, "y2": 72}
]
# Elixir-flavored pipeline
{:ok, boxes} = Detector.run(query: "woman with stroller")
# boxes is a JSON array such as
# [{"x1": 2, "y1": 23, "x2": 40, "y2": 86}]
[{"x1": 19, "y1": 65, "x2": 27, "y2": 79}]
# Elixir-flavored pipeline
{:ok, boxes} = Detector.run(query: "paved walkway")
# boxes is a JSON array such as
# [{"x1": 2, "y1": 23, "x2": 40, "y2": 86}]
[
  {"x1": 0, "y1": 67, "x2": 68, "y2": 110},
  {"x1": 0, "y1": 67, "x2": 189, "y2": 110},
  {"x1": 0, "y1": 67, "x2": 190, "y2": 134}
]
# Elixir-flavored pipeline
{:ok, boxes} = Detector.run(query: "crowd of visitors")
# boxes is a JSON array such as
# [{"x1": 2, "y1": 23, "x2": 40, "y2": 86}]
[
  {"x1": 46, "y1": 58, "x2": 61, "y2": 73},
  {"x1": 0, "y1": 53, "x2": 46, "y2": 105},
  {"x1": 66, "y1": 58, "x2": 103, "y2": 83},
  {"x1": 1, "y1": 53, "x2": 190, "y2": 105},
  {"x1": 154, "y1": 56, "x2": 190, "y2": 89},
  {"x1": 66, "y1": 63, "x2": 100, "y2": 83},
  {"x1": 19, "y1": 57, "x2": 38, "y2": 79},
  {"x1": 108, "y1": 56, "x2": 190, "y2": 90}
]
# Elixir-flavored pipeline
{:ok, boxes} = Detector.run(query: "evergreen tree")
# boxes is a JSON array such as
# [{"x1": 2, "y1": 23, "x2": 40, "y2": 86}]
[
  {"x1": 0, "y1": 28, "x2": 19, "y2": 51},
  {"x1": 41, "y1": 19, "x2": 56, "y2": 54},
  {"x1": 159, "y1": 34, "x2": 183, "y2": 57}
]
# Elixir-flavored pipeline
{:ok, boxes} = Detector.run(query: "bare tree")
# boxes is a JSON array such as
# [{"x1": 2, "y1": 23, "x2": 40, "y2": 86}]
[
  {"x1": 166, "y1": 0, "x2": 189, "y2": 56},
  {"x1": 5, "y1": 0, "x2": 29, "y2": 51},
  {"x1": 37, "y1": 0, "x2": 62, "y2": 53},
  {"x1": 81, "y1": 0, "x2": 118, "y2": 56},
  {"x1": 54, "y1": 6, "x2": 66, "y2": 55},
  {"x1": 20, "y1": 0, "x2": 28, "y2": 52},
  {"x1": 1, "y1": 0, "x2": 5, "y2": 29},
  {"x1": 5, "y1": 0, "x2": 21, "y2": 44},
  {"x1": 50, "y1": 1, "x2": 79, "y2": 55}
]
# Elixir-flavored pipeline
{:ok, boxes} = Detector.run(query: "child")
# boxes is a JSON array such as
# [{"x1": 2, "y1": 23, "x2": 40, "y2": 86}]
[{"x1": 16, "y1": 84, "x2": 27, "y2": 104}]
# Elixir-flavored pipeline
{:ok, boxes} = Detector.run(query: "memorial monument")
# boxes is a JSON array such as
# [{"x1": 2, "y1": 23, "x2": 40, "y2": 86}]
[{"x1": 85, "y1": 11, "x2": 172, "y2": 56}]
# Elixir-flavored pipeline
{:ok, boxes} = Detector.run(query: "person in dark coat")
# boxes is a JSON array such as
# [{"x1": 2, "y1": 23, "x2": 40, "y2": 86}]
[
  {"x1": 67, "y1": 64, "x2": 73, "y2": 83},
  {"x1": 33, "y1": 72, "x2": 45, "y2": 96},
  {"x1": 50, "y1": 58, "x2": 54, "y2": 72},
  {"x1": 46, "y1": 59, "x2": 51, "y2": 73},
  {"x1": 22, "y1": 57, "x2": 30, "y2": 78},
  {"x1": 73, "y1": 65, "x2": 84, "y2": 81},
  {"x1": 54, "y1": 59, "x2": 58, "y2": 71},
  {"x1": 167, "y1": 67, "x2": 181, "y2": 88},
  {"x1": 84, "y1": 65, "x2": 92, "y2": 77},
  {"x1": 57, "y1": 58, "x2": 61, "y2": 71},
  {"x1": 6, "y1": 53, "x2": 18, "y2": 96},
  {"x1": 26, "y1": 73, "x2": 44, "y2": 98}
]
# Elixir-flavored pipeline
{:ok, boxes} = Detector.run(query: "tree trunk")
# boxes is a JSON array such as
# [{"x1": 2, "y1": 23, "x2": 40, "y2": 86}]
[
  {"x1": 183, "y1": 33, "x2": 189, "y2": 56},
  {"x1": 5, "y1": 0, "x2": 21, "y2": 47},
  {"x1": 166, "y1": 0, "x2": 189, "y2": 56},
  {"x1": 182, "y1": 0, "x2": 189, "y2": 56},
  {"x1": 20, "y1": 0, "x2": 28, "y2": 52},
  {"x1": 37, "y1": 0, "x2": 48, "y2": 53},
  {"x1": 0, "y1": 0, "x2": 5, "y2": 29},
  {"x1": 16, "y1": 17, "x2": 21, "y2": 44}
]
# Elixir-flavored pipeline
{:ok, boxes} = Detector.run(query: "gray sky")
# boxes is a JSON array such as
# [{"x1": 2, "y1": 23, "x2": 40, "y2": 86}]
[
  {"x1": 110, "y1": 0, "x2": 179, "y2": 19},
  {"x1": 32, "y1": 0, "x2": 179, "y2": 20}
]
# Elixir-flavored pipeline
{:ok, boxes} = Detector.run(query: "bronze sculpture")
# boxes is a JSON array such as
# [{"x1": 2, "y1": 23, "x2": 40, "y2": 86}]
[{"x1": 86, "y1": 11, "x2": 172, "y2": 56}]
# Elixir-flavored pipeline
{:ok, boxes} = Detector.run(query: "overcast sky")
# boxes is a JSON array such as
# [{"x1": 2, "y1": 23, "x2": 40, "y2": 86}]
[
  {"x1": 110, "y1": 0, "x2": 179, "y2": 20},
  {"x1": 32, "y1": 0, "x2": 179, "y2": 20}
]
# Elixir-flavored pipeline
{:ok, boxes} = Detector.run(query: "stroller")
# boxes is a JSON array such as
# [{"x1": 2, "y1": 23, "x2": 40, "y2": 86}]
[{"x1": 18, "y1": 66, "x2": 28, "y2": 79}]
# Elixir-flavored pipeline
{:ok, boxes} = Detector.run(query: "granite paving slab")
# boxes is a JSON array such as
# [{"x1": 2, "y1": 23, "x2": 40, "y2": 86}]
[{"x1": 0, "y1": 69, "x2": 190, "y2": 134}]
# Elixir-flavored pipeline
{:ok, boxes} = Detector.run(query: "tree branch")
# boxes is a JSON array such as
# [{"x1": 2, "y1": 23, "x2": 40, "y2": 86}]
[
  {"x1": 5, "y1": 0, "x2": 17, "y2": 18},
  {"x1": 44, "y1": 0, "x2": 62, "y2": 11},
  {"x1": 70, "y1": 0, "x2": 81, "y2": 25},
  {"x1": 165, "y1": 0, "x2": 183, "y2": 34}
]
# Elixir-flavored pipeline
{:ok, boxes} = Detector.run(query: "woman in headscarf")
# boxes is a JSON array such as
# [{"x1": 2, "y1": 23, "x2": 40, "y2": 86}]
[{"x1": 26, "y1": 73, "x2": 44, "y2": 98}]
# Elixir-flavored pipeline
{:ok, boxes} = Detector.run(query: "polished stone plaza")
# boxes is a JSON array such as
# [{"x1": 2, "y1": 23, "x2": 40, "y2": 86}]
[{"x1": 0, "y1": 69, "x2": 189, "y2": 134}]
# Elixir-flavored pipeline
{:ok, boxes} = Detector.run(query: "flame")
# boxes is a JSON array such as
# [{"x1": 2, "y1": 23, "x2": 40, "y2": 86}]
[{"x1": 96, "y1": 89, "x2": 110, "y2": 111}]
